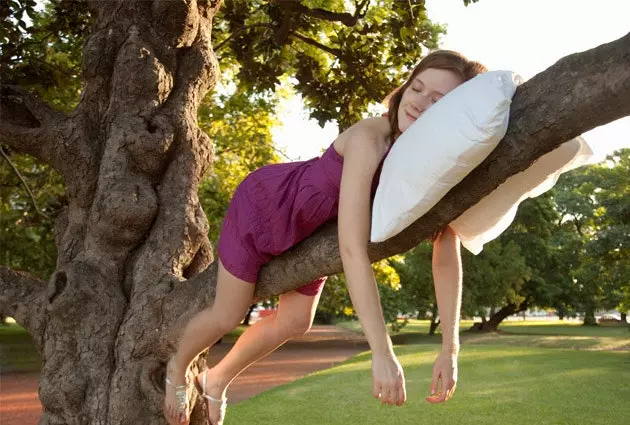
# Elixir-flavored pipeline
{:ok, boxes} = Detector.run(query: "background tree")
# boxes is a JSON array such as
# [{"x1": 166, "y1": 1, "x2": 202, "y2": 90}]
[
  {"x1": 462, "y1": 237, "x2": 531, "y2": 331},
  {"x1": 392, "y1": 242, "x2": 439, "y2": 334},
  {"x1": 480, "y1": 195, "x2": 562, "y2": 329},
  {"x1": 554, "y1": 150, "x2": 630, "y2": 325},
  {"x1": 1, "y1": 1, "x2": 629, "y2": 424},
  {"x1": 315, "y1": 258, "x2": 406, "y2": 332},
  {"x1": 587, "y1": 149, "x2": 629, "y2": 323}
]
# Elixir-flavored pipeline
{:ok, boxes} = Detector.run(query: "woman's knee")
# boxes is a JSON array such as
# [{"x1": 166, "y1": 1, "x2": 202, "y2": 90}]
[
  {"x1": 279, "y1": 310, "x2": 313, "y2": 337},
  {"x1": 211, "y1": 305, "x2": 248, "y2": 334},
  {"x1": 276, "y1": 290, "x2": 319, "y2": 337}
]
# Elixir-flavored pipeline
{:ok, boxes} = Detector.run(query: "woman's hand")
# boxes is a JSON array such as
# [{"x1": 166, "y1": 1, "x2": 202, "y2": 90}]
[
  {"x1": 426, "y1": 350, "x2": 458, "y2": 404},
  {"x1": 371, "y1": 352, "x2": 407, "y2": 406}
]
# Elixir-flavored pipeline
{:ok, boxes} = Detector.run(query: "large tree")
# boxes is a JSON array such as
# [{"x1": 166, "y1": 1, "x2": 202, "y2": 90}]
[
  {"x1": 1, "y1": 1, "x2": 629, "y2": 424},
  {"x1": 553, "y1": 150, "x2": 630, "y2": 325}
]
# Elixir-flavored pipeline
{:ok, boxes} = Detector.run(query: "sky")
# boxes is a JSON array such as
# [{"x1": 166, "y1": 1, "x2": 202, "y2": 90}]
[{"x1": 272, "y1": 0, "x2": 630, "y2": 164}]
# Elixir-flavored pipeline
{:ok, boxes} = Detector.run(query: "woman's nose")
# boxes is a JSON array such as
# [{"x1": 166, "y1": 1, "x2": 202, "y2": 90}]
[{"x1": 411, "y1": 96, "x2": 430, "y2": 114}]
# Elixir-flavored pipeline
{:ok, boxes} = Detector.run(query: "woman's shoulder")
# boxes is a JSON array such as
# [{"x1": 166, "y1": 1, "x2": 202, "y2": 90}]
[
  {"x1": 333, "y1": 117, "x2": 391, "y2": 158},
  {"x1": 351, "y1": 116, "x2": 390, "y2": 136}
]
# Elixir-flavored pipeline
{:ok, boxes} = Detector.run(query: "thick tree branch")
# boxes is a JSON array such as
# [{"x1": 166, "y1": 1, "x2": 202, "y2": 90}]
[
  {"x1": 0, "y1": 85, "x2": 68, "y2": 169},
  {"x1": 0, "y1": 266, "x2": 47, "y2": 350},
  {"x1": 173, "y1": 33, "x2": 630, "y2": 314}
]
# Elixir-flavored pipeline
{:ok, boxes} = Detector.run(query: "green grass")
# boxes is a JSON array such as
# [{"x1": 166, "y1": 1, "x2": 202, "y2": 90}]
[
  {"x1": 497, "y1": 320, "x2": 629, "y2": 337},
  {"x1": 335, "y1": 319, "x2": 630, "y2": 351},
  {"x1": 0, "y1": 323, "x2": 250, "y2": 372},
  {"x1": 335, "y1": 318, "x2": 475, "y2": 334},
  {"x1": 0, "y1": 323, "x2": 41, "y2": 372},
  {"x1": 4, "y1": 320, "x2": 630, "y2": 425},
  {"x1": 336, "y1": 318, "x2": 629, "y2": 336},
  {"x1": 228, "y1": 344, "x2": 630, "y2": 425},
  {"x1": 3, "y1": 318, "x2": 628, "y2": 373}
]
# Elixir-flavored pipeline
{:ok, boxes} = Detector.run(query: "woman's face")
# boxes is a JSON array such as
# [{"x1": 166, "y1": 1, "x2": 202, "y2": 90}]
[{"x1": 397, "y1": 68, "x2": 464, "y2": 133}]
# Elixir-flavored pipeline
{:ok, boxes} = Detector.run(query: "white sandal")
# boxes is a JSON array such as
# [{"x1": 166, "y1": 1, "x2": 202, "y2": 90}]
[
  {"x1": 194, "y1": 372, "x2": 228, "y2": 424},
  {"x1": 165, "y1": 364, "x2": 190, "y2": 421}
]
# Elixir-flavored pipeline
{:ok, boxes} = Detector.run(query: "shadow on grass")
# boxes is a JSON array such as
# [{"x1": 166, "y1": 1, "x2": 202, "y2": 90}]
[{"x1": 389, "y1": 329, "x2": 630, "y2": 351}]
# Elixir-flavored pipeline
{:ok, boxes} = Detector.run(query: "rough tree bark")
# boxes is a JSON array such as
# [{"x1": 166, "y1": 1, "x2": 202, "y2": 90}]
[
  {"x1": 0, "y1": 0, "x2": 628, "y2": 422},
  {"x1": 2, "y1": 1, "x2": 222, "y2": 424}
]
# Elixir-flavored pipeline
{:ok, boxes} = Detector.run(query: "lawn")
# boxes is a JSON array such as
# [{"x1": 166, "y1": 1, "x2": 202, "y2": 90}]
[
  {"x1": 2, "y1": 318, "x2": 629, "y2": 425},
  {"x1": 0, "y1": 323, "x2": 42, "y2": 372},
  {"x1": 0, "y1": 323, "x2": 249, "y2": 372},
  {"x1": 336, "y1": 318, "x2": 629, "y2": 336},
  {"x1": 224, "y1": 319, "x2": 629, "y2": 424},
  {"x1": 227, "y1": 344, "x2": 630, "y2": 425},
  {"x1": 335, "y1": 319, "x2": 630, "y2": 351}
]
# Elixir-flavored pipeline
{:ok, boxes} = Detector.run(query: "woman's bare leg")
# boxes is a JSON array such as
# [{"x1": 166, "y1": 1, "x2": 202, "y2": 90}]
[
  {"x1": 196, "y1": 288, "x2": 322, "y2": 425},
  {"x1": 164, "y1": 260, "x2": 255, "y2": 425}
]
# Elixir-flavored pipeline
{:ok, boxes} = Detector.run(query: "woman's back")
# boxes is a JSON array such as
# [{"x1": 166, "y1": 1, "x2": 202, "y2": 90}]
[{"x1": 229, "y1": 142, "x2": 385, "y2": 257}]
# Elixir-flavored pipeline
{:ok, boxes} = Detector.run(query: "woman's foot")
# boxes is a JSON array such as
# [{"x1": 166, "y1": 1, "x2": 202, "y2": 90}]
[
  {"x1": 164, "y1": 358, "x2": 190, "y2": 425},
  {"x1": 194, "y1": 369, "x2": 228, "y2": 425}
]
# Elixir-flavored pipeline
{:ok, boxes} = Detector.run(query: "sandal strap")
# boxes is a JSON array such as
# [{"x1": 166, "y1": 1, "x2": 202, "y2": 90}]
[
  {"x1": 202, "y1": 393, "x2": 228, "y2": 406},
  {"x1": 165, "y1": 376, "x2": 188, "y2": 390},
  {"x1": 199, "y1": 372, "x2": 228, "y2": 406}
]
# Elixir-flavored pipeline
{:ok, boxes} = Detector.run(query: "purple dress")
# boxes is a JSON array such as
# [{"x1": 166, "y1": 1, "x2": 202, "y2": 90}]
[{"x1": 218, "y1": 142, "x2": 388, "y2": 296}]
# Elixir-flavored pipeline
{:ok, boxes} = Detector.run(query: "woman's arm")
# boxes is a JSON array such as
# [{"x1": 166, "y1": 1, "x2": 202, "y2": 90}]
[
  {"x1": 427, "y1": 225, "x2": 462, "y2": 404},
  {"x1": 337, "y1": 122, "x2": 406, "y2": 406}
]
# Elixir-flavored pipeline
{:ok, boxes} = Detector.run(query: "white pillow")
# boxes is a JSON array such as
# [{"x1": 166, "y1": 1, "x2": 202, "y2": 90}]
[
  {"x1": 451, "y1": 136, "x2": 593, "y2": 254},
  {"x1": 371, "y1": 70, "x2": 522, "y2": 243}
]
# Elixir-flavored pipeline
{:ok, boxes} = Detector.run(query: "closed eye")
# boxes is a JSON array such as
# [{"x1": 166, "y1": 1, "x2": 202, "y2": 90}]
[{"x1": 411, "y1": 81, "x2": 424, "y2": 93}]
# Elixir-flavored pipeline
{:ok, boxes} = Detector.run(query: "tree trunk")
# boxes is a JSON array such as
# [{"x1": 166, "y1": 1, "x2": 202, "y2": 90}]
[
  {"x1": 428, "y1": 303, "x2": 439, "y2": 335},
  {"x1": 2, "y1": 2, "x2": 222, "y2": 424},
  {"x1": 558, "y1": 309, "x2": 565, "y2": 320},
  {"x1": 0, "y1": 4, "x2": 629, "y2": 423},
  {"x1": 471, "y1": 301, "x2": 529, "y2": 332},
  {"x1": 583, "y1": 308, "x2": 598, "y2": 326},
  {"x1": 620, "y1": 312, "x2": 626, "y2": 322},
  {"x1": 242, "y1": 303, "x2": 257, "y2": 326}
]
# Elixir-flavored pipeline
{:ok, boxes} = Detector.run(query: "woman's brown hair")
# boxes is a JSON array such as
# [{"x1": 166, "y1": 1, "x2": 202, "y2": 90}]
[{"x1": 385, "y1": 50, "x2": 487, "y2": 142}]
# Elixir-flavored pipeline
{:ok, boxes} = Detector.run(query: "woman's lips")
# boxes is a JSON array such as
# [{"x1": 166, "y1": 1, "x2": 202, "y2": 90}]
[{"x1": 405, "y1": 111, "x2": 418, "y2": 123}]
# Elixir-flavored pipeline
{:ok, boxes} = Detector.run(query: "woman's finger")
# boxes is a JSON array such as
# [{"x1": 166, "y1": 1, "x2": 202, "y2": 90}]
[
  {"x1": 396, "y1": 381, "x2": 406, "y2": 406},
  {"x1": 437, "y1": 376, "x2": 451, "y2": 402},
  {"x1": 426, "y1": 374, "x2": 443, "y2": 403},
  {"x1": 430, "y1": 367, "x2": 440, "y2": 396},
  {"x1": 380, "y1": 387, "x2": 393, "y2": 405},
  {"x1": 373, "y1": 380, "x2": 381, "y2": 400}
]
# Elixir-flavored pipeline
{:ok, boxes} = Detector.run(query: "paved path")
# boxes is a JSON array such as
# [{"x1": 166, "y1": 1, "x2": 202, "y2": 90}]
[{"x1": 0, "y1": 325, "x2": 368, "y2": 425}]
